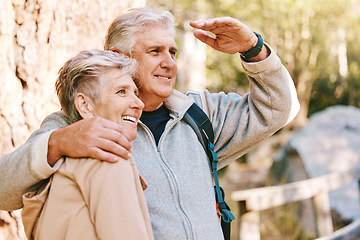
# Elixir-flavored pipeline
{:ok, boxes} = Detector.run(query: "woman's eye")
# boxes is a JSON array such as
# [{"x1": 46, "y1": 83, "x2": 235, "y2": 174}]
[{"x1": 117, "y1": 89, "x2": 126, "y2": 95}]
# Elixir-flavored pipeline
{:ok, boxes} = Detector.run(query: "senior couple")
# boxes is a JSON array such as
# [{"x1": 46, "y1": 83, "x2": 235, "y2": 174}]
[{"x1": 0, "y1": 7, "x2": 299, "y2": 240}]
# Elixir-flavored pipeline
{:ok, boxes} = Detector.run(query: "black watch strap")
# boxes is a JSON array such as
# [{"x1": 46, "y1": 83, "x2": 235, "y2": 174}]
[{"x1": 239, "y1": 32, "x2": 263, "y2": 59}]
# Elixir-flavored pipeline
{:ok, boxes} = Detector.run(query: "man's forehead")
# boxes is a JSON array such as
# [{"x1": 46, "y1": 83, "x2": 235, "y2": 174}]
[{"x1": 135, "y1": 27, "x2": 176, "y2": 48}]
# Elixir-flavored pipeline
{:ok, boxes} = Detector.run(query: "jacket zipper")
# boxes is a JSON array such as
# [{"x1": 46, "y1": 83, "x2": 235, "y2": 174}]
[
  {"x1": 155, "y1": 146, "x2": 194, "y2": 240},
  {"x1": 140, "y1": 120, "x2": 195, "y2": 240}
]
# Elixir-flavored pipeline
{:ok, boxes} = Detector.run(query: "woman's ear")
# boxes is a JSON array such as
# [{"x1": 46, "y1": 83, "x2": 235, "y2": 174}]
[
  {"x1": 111, "y1": 48, "x2": 130, "y2": 57},
  {"x1": 74, "y1": 93, "x2": 95, "y2": 119}
]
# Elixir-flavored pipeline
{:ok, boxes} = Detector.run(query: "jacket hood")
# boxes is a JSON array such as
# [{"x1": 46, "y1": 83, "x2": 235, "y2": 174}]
[{"x1": 163, "y1": 89, "x2": 194, "y2": 118}]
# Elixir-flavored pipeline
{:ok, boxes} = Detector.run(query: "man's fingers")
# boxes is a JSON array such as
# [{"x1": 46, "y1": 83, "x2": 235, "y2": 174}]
[
  {"x1": 190, "y1": 18, "x2": 218, "y2": 31},
  {"x1": 193, "y1": 31, "x2": 217, "y2": 49},
  {"x1": 88, "y1": 147, "x2": 128, "y2": 163},
  {"x1": 80, "y1": 118, "x2": 133, "y2": 161},
  {"x1": 189, "y1": 20, "x2": 205, "y2": 29},
  {"x1": 98, "y1": 120, "x2": 133, "y2": 152},
  {"x1": 52, "y1": 116, "x2": 134, "y2": 163},
  {"x1": 190, "y1": 17, "x2": 236, "y2": 32},
  {"x1": 191, "y1": 16, "x2": 257, "y2": 55},
  {"x1": 94, "y1": 137, "x2": 132, "y2": 160}
]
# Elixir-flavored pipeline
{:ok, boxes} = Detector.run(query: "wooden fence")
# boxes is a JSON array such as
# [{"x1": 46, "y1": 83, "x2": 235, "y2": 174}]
[{"x1": 231, "y1": 168, "x2": 360, "y2": 240}]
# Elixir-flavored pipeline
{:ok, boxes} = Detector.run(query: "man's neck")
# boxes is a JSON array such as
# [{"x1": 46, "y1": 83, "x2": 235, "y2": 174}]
[
  {"x1": 141, "y1": 94, "x2": 167, "y2": 111},
  {"x1": 143, "y1": 102, "x2": 164, "y2": 112}
]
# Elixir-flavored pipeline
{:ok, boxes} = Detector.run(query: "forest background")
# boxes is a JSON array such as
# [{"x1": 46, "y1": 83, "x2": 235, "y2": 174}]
[{"x1": 0, "y1": 0, "x2": 359, "y2": 239}]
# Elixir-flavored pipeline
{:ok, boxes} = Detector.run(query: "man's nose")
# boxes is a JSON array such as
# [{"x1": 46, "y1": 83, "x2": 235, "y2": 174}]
[{"x1": 160, "y1": 52, "x2": 176, "y2": 69}]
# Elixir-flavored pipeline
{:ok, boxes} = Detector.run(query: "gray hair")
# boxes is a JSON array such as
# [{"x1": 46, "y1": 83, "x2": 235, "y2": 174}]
[
  {"x1": 55, "y1": 49, "x2": 137, "y2": 123},
  {"x1": 104, "y1": 7, "x2": 175, "y2": 54}
]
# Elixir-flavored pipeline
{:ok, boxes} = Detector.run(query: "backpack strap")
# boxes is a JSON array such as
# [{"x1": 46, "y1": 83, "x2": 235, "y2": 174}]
[
  {"x1": 183, "y1": 103, "x2": 214, "y2": 159},
  {"x1": 183, "y1": 103, "x2": 235, "y2": 240}
]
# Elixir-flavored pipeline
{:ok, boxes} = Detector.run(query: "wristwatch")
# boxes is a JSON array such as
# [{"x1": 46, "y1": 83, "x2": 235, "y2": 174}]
[{"x1": 239, "y1": 32, "x2": 263, "y2": 60}]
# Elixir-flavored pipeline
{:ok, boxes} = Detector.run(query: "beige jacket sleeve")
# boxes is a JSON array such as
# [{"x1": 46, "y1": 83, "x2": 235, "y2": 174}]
[
  {"x1": 0, "y1": 111, "x2": 68, "y2": 210},
  {"x1": 23, "y1": 157, "x2": 153, "y2": 240}
]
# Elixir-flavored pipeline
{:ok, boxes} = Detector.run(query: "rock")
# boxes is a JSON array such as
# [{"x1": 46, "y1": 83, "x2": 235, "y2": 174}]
[{"x1": 274, "y1": 105, "x2": 360, "y2": 224}]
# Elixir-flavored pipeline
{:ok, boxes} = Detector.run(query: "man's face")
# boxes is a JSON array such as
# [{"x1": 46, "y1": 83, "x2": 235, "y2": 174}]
[
  {"x1": 91, "y1": 68, "x2": 144, "y2": 141},
  {"x1": 131, "y1": 25, "x2": 178, "y2": 111}
]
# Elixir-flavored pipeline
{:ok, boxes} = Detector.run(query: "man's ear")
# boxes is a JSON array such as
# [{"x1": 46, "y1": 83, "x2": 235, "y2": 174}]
[{"x1": 74, "y1": 93, "x2": 95, "y2": 119}]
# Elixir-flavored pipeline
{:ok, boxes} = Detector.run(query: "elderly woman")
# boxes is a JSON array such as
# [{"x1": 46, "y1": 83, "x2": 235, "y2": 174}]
[{"x1": 21, "y1": 50, "x2": 153, "y2": 240}]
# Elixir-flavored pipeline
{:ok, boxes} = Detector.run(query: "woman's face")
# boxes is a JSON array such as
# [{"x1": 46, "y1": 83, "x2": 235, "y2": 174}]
[{"x1": 90, "y1": 68, "x2": 144, "y2": 141}]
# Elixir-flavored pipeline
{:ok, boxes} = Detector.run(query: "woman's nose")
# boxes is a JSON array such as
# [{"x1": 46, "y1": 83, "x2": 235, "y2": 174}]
[{"x1": 131, "y1": 95, "x2": 144, "y2": 110}]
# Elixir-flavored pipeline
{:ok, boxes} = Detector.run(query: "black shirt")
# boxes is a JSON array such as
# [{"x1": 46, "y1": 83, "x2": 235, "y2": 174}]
[{"x1": 140, "y1": 105, "x2": 171, "y2": 145}]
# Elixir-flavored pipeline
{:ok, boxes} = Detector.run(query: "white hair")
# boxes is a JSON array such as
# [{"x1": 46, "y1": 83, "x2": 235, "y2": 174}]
[
  {"x1": 55, "y1": 49, "x2": 137, "y2": 123},
  {"x1": 104, "y1": 7, "x2": 175, "y2": 54}
]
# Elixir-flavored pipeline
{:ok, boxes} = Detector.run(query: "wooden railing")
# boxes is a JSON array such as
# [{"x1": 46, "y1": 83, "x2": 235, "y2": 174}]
[
  {"x1": 231, "y1": 168, "x2": 360, "y2": 240},
  {"x1": 315, "y1": 218, "x2": 360, "y2": 240}
]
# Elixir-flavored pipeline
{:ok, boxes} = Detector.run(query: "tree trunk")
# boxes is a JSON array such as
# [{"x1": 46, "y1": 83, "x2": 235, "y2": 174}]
[
  {"x1": 176, "y1": 23, "x2": 207, "y2": 91},
  {"x1": 0, "y1": 0, "x2": 145, "y2": 238}
]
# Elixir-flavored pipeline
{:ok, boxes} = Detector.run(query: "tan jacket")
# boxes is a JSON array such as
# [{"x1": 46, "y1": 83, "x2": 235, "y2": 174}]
[{"x1": 22, "y1": 157, "x2": 154, "y2": 240}]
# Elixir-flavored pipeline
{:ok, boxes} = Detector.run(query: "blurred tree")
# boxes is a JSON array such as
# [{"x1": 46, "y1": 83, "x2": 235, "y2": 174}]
[
  {"x1": 256, "y1": 0, "x2": 360, "y2": 128},
  {"x1": 0, "y1": 0, "x2": 145, "y2": 239},
  {"x1": 148, "y1": 0, "x2": 360, "y2": 128}
]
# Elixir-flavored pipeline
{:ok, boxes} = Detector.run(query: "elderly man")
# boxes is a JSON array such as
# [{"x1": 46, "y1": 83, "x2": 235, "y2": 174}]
[{"x1": 0, "y1": 7, "x2": 299, "y2": 240}]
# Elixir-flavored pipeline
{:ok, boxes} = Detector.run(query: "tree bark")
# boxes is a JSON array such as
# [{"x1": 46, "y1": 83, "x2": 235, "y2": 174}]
[{"x1": 0, "y1": 0, "x2": 145, "y2": 238}]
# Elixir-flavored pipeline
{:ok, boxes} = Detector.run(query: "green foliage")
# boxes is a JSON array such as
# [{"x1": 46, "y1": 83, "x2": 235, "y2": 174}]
[{"x1": 147, "y1": 0, "x2": 360, "y2": 116}]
